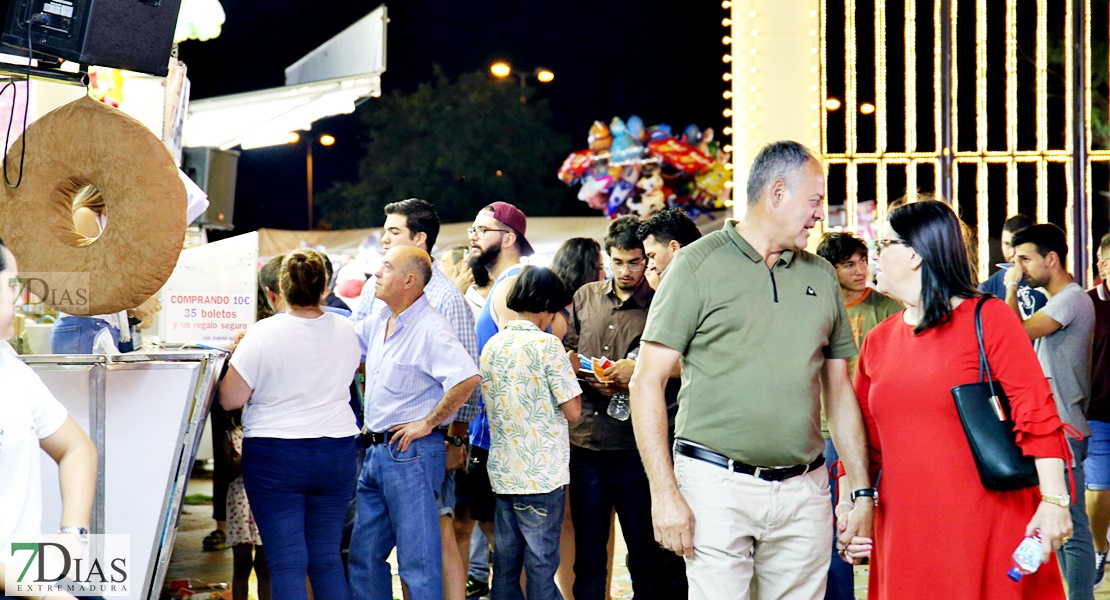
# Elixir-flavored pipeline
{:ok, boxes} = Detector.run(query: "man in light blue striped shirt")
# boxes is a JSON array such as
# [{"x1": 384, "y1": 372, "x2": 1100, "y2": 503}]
[
  {"x1": 349, "y1": 245, "x2": 480, "y2": 600},
  {"x1": 348, "y1": 198, "x2": 479, "y2": 598}
]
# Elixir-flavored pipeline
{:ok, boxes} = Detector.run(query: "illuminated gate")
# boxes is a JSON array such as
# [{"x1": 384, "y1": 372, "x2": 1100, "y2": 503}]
[
  {"x1": 727, "y1": 0, "x2": 1105, "y2": 285},
  {"x1": 823, "y1": 0, "x2": 1106, "y2": 284}
]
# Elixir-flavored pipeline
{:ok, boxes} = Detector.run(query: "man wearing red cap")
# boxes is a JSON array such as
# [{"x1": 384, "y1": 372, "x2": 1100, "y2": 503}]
[{"x1": 456, "y1": 201, "x2": 535, "y2": 596}]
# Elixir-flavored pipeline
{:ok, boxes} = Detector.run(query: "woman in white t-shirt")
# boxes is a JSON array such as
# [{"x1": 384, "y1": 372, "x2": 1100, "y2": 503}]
[
  {"x1": 219, "y1": 248, "x2": 361, "y2": 600},
  {"x1": 0, "y1": 240, "x2": 98, "y2": 599}
]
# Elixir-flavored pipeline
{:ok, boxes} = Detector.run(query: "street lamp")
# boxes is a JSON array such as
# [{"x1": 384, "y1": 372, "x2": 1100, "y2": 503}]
[
  {"x1": 305, "y1": 133, "x2": 335, "y2": 229},
  {"x1": 489, "y1": 62, "x2": 555, "y2": 90}
]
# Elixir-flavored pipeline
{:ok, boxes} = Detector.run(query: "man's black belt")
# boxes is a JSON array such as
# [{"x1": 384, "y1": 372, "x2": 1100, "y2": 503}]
[
  {"x1": 674, "y1": 440, "x2": 824, "y2": 482},
  {"x1": 363, "y1": 430, "x2": 397, "y2": 445},
  {"x1": 363, "y1": 427, "x2": 449, "y2": 446}
]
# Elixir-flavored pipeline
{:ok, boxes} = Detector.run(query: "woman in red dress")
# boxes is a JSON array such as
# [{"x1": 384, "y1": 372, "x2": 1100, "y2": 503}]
[{"x1": 840, "y1": 200, "x2": 1072, "y2": 599}]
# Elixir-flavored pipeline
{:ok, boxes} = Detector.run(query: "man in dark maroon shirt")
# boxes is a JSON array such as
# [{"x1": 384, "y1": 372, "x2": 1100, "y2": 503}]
[{"x1": 1085, "y1": 232, "x2": 1110, "y2": 590}]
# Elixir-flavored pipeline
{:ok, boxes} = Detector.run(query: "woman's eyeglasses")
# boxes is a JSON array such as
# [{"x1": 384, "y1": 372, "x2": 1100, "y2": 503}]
[{"x1": 873, "y1": 239, "x2": 908, "y2": 256}]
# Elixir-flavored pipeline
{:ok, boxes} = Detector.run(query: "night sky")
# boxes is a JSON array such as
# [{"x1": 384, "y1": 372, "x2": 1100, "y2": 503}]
[{"x1": 178, "y1": 0, "x2": 731, "y2": 236}]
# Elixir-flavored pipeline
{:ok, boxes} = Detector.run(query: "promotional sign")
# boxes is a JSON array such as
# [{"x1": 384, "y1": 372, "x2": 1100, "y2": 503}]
[{"x1": 157, "y1": 232, "x2": 258, "y2": 346}]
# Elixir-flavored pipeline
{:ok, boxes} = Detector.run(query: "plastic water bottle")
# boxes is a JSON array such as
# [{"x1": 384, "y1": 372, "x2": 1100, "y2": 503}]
[
  {"x1": 1008, "y1": 533, "x2": 1044, "y2": 581},
  {"x1": 605, "y1": 347, "x2": 638, "y2": 421},
  {"x1": 607, "y1": 392, "x2": 631, "y2": 421}
]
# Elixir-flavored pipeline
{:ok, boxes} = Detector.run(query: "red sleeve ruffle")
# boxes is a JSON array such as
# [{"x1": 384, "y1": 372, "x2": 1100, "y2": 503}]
[{"x1": 1011, "y1": 390, "x2": 1069, "y2": 461}]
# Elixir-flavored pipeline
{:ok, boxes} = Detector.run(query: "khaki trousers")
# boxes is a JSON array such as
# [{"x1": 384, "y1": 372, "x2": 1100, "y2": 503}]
[{"x1": 675, "y1": 453, "x2": 833, "y2": 600}]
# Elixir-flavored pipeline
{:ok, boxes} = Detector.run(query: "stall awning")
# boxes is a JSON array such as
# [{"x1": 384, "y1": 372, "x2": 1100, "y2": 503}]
[
  {"x1": 183, "y1": 5, "x2": 387, "y2": 150},
  {"x1": 183, "y1": 74, "x2": 382, "y2": 150}
]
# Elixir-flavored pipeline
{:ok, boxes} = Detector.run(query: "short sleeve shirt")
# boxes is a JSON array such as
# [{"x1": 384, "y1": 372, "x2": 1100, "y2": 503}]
[
  {"x1": 980, "y1": 268, "x2": 1047, "y2": 320},
  {"x1": 231, "y1": 312, "x2": 361, "y2": 439},
  {"x1": 481, "y1": 321, "x2": 582, "y2": 494},
  {"x1": 821, "y1": 287, "x2": 902, "y2": 437},
  {"x1": 361, "y1": 295, "x2": 480, "y2": 432},
  {"x1": 0, "y1": 351, "x2": 68, "y2": 544},
  {"x1": 564, "y1": 278, "x2": 653, "y2": 451},
  {"x1": 844, "y1": 288, "x2": 903, "y2": 379},
  {"x1": 351, "y1": 266, "x2": 481, "y2": 424},
  {"x1": 1035, "y1": 282, "x2": 1095, "y2": 435},
  {"x1": 642, "y1": 221, "x2": 857, "y2": 466}
]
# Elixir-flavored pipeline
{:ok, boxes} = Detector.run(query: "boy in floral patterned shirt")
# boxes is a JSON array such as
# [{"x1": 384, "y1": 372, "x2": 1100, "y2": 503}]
[{"x1": 480, "y1": 266, "x2": 583, "y2": 600}]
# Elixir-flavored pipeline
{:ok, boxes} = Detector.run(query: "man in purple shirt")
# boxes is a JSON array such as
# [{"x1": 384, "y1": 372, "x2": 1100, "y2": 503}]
[{"x1": 348, "y1": 246, "x2": 481, "y2": 600}]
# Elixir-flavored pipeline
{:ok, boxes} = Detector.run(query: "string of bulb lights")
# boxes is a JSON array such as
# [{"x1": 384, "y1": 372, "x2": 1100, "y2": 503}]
[{"x1": 722, "y1": 0, "x2": 733, "y2": 185}]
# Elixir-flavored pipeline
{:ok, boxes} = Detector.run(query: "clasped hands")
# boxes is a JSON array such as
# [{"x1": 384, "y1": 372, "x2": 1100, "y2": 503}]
[{"x1": 835, "y1": 500, "x2": 875, "y2": 564}]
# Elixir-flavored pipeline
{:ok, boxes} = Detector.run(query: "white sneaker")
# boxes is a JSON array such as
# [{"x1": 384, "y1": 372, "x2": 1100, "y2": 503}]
[{"x1": 1095, "y1": 551, "x2": 1107, "y2": 590}]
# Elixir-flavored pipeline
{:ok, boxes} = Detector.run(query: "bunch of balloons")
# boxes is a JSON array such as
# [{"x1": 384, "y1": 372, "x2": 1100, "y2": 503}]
[{"x1": 557, "y1": 116, "x2": 732, "y2": 220}]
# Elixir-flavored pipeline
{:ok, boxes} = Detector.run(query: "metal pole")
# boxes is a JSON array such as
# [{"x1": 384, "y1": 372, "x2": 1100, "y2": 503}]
[
  {"x1": 1070, "y1": 0, "x2": 1089, "y2": 285},
  {"x1": 306, "y1": 138, "x2": 314, "y2": 230},
  {"x1": 939, "y1": 0, "x2": 954, "y2": 203}
]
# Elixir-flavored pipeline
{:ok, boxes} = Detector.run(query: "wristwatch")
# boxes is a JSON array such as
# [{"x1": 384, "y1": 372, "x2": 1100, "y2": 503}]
[
  {"x1": 850, "y1": 488, "x2": 879, "y2": 503},
  {"x1": 445, "y1": 435, "x2": 465, "y2": 447},
  {"x1": 1041, "y1": 493, "x2": 1072, "y2": 508},
  {"x1": 59, "y1": 526, "x2": 89, "y2": 543}
]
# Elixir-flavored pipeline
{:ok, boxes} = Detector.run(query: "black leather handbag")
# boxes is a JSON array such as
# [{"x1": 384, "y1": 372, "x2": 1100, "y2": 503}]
[{"x1": 950, "y1": 296, "x2": 1039, "y2": 491}]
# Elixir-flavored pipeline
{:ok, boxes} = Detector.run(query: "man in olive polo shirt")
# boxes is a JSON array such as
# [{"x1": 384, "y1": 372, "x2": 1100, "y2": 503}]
[{"x1": 629, "y1": 140, "x2": 874, "y2": 599}]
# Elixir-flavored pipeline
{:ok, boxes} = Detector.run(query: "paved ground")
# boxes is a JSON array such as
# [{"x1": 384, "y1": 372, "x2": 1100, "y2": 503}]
[
  {"x1": 167, "y1": 474, "x2": 1110, "y2": 599},
  {"x1": 164, "y1": 476, "x2": 637, "y2": 599},
  {"x1": 164, "y1": 475, "x2": 863, "y2": 599}
]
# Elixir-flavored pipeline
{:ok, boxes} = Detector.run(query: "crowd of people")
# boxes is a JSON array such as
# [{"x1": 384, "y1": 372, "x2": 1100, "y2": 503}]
[{"x1": 3, "y1": 138, "x2": 1109, "y2": 600}]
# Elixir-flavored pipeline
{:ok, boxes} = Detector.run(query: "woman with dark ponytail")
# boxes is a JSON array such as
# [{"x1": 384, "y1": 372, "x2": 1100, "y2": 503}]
[{"x1": 219, "y1": 247, "x2": 361, "y2": 600}]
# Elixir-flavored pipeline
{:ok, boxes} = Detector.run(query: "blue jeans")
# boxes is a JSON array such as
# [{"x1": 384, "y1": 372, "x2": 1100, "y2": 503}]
[
  {"x1": 1059, "y1": 437, "x2": 1096, "y2": 600},
  {"x1": 569, "y1": 447, "x2": 680, "y2": 600},
  {"x1": 50, "y1": 315, "x2": 118, "y2": 354},
  {"x1": 349, "y1": 435, "x2": 446, "y2": 600},
  {"x1": 241, "y1": 436, "x2": 357, "y2": 600},
  {"x1": 469, "y1": 522, "x2": 491, "y2": 582},
  {"x1": 823, "y1": 438, "x2": 854, "y2": 600},
  {"x1": 492, "y1": 488, "x2": 565, "y2": 600}
]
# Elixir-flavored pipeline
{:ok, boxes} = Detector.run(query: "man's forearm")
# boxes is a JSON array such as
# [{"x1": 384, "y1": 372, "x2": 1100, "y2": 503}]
[
  {"x1": 1005, "y1": 284, "x2": 1021, "y2": 315},
  {"x1": 423, "y1": 377, "x2": 480, "y2": 428},
  {"x1": 630, "y1": 374, "x2": 678, "y2": 495},
  {"x1": 827, "y1": 391, "x2": 872, "y2": 492}
]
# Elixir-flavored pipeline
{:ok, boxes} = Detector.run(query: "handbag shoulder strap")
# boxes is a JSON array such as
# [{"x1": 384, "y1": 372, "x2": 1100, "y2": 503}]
[{"x1": 973, "y1": 296, "x2": 997, "y2": 390}]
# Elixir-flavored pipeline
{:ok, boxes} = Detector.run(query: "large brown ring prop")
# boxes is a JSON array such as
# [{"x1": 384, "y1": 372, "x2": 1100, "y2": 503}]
[{"x1": 0, "y1": 96, "x2": 186, "y2": 315}]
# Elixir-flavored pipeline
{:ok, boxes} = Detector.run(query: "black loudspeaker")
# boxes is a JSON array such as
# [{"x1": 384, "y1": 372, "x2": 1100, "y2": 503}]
[
  {"x1": 184, "y1": 147, "x2": 239, "y2": 231},
  {"x1": 0, "y1": 0, "x2": 181, "y2": 76}
]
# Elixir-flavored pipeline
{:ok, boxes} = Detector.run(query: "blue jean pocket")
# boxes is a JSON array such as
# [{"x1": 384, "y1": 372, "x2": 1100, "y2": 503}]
[
  {"x1": 513, "y1": 502, "x2": 550, "y2": 530},
  {"x1": 387, "y1": 439, "x2": 431, "y2": 463},
  {"x1": 50, "y1": 325, "x2": 82, "y2": 354}
]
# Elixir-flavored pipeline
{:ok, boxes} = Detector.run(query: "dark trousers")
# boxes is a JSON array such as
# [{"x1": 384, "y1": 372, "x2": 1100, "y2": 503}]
[
  {"x1": 823, "y1": 439, "x2": 854, "y2": 600},
  {"x1": 209, "y1": 399, "x2": 230, "y2": 522},
  {"x1": 569, "y1": 447, "x2": 685, "y2": 600},
  {"x1": 242, "y1": 436, "x2": 358, "y2": 600}
]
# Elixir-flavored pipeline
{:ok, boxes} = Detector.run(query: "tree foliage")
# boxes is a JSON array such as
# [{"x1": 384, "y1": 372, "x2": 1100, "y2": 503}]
[{"x1": 317, "y1": 67, "x2": 573, "y2": 229}]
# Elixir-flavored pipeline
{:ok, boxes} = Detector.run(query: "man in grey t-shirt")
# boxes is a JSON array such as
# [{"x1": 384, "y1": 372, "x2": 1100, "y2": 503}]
[{"x1": 1010, "y1": 223, "x2": 1096, "y2": 599}]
